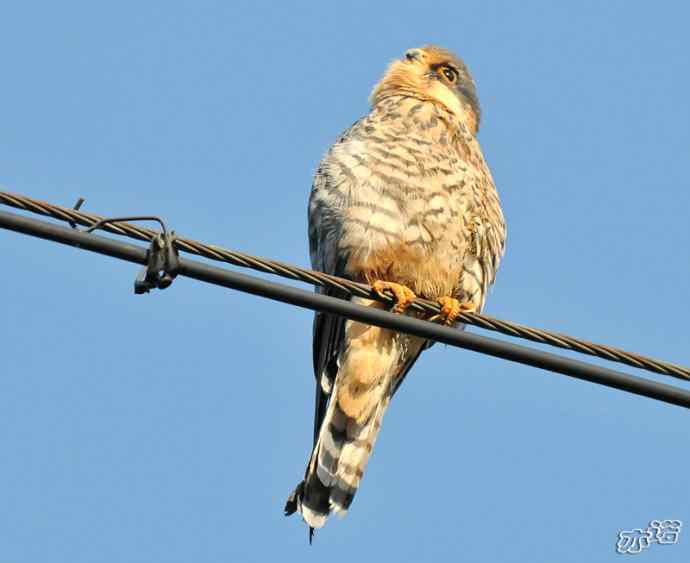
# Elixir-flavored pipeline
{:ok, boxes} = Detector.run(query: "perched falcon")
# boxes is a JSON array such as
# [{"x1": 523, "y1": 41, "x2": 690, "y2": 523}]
[{"x1": 285, "y1": 45, "x2": 506, "y2": 540}]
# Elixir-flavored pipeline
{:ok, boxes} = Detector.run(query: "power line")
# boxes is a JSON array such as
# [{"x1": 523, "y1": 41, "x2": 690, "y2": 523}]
[
  {"x1": 1, "y1": 208, "x2": 689, "y2": 410},
  {"x1": 1, "y1": 191, "x2": 688, "y2": 384}
]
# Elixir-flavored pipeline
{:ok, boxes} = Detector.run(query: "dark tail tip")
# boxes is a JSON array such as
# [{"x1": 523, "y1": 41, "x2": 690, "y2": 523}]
[
  {"x1": 309, "y1": 527, "x2": 315, "y2": 544},
  {"x1": 284, "y1": 481, "x2": 304, "y2": 516}
]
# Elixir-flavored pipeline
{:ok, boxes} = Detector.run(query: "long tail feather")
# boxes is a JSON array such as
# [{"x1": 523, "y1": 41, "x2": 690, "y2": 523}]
[{"x1": 286, "y1": 312, "x2": 426, "y2": 536}]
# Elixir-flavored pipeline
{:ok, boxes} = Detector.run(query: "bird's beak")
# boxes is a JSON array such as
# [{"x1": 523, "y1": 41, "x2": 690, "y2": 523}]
[{"x1": 404, "y1": 49, "x2": 424, "y2": 63}]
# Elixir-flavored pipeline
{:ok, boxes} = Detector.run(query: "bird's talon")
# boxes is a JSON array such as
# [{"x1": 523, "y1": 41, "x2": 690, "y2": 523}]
[
  {"x1": 372, "y1": 281, "x2": 417, "y2": 314},
  {"x1": 436, "y1": 297, "x2": 475, "y2": 325}
]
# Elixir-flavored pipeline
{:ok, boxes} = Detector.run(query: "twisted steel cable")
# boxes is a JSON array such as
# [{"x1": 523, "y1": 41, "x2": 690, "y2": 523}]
[{"x1": 2, "y1": 190, "x2": 688, "y2": 383}]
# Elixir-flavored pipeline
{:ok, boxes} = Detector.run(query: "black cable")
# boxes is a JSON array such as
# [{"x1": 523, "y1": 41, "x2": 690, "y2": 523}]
[
  {"x1": 2, "y1": 191, "x2": 687, "y2": 382},
  {"x1": 1, "y1": 208, "x2": 689, "y2": 410}
]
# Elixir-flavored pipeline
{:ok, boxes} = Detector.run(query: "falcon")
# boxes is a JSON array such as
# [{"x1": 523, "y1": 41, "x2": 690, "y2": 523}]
[{"x1": 285, "y1": 45, "x2": 506, "y2": 540}]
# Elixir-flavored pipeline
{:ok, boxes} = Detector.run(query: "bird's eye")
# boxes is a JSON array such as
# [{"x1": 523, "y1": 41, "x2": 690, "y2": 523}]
[{"x1": 440, "y1": 66, "x2": 458, "y2": 83}]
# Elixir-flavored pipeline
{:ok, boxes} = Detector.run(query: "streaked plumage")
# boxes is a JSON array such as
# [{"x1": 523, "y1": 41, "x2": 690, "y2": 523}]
[{"x1": 285, "y1": 45, "x2": 506, "y2": 540}]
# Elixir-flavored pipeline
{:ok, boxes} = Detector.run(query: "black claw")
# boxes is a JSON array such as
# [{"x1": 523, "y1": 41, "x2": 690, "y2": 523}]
[{"x1": 309, "y1": 527, "x2": 315, "y2": 544}]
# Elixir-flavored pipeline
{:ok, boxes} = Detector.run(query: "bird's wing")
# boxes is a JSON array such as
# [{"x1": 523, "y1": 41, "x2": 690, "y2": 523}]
[
  {"x1": 310, "y1": 291, "x2": 346, "y2": 445},
  {"x1": 306, "y1": 155, "x2": 355, "y2": 445},
  {"x1": 450, "y1": 140, "x2": 507, "y2": 314}
]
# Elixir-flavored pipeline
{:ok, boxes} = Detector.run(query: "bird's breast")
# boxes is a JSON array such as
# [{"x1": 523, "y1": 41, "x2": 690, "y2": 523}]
[{"x1": 332, "y1": 147, "x2": 469, "y2": 298}]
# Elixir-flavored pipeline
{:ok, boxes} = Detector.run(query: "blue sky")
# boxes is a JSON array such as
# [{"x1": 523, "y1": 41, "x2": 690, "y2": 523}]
[{"x1": 1, "y1": 1, "x2": 689, "y2": 561}]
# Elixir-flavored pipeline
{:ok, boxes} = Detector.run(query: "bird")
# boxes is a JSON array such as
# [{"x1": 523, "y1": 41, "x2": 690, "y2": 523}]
[{"x1": 284, "y1": 45, "x2": 506, "y2": 541}]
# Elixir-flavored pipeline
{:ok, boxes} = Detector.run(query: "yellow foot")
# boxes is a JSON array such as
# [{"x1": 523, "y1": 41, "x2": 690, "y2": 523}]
[
  {"x1": 372, "y1": 281, "x2": 417, "y2": 314},
  {"x1": 435, "y1": 296, "x2": 476, "y2": 326}
]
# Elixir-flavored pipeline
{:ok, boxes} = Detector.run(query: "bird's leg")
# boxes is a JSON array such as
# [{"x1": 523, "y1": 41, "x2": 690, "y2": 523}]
[
  {"x1": 372, "y1": 281, "x2": 417, "y2": 314},
  {"x1": 434, "y1": 296, "x2": 476, "y2": 326}
]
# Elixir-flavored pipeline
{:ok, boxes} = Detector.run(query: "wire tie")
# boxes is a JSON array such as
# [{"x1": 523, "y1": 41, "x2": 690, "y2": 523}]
[{"x1": 68, "y1": 197, "x2": 86, "y2": 229}]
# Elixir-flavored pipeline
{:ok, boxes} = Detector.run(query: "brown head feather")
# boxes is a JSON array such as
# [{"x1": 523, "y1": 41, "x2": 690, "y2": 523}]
[{"x1": 370, "y1": 45, "x2": 481, "y2": 134}]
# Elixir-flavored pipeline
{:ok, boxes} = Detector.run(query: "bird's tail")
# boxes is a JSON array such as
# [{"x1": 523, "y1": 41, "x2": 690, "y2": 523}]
[
  {"x1": 285, "y1": 385, "x2": 390, "y2": 531},
  {"x1": 285, "y1": 320, "x2": 425, "y2": 535}
]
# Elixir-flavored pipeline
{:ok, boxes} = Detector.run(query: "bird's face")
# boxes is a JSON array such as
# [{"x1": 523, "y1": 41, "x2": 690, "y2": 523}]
[{"x1": 370, "y1": 45, "x2": 481, "y2": 132}]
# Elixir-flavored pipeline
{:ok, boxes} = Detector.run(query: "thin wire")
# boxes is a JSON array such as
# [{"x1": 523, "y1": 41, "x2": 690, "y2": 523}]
[
  {"x1": 1, "y1": 207, "x2": 689, "y2": 410},
  {"x1": 85, "y1": 216, "x2": 169, "y2": 235},
  {"x1": 1, "y1": 190, "x2": 688, "y2": 383}
]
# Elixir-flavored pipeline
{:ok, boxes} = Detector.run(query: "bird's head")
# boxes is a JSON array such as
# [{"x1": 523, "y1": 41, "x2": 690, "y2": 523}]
[{"x1": 370, "y1": 45, "x2": 481, "y2": 134}]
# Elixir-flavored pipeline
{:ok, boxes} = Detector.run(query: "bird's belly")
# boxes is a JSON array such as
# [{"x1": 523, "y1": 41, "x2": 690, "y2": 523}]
[{"x1": 340, "y1": 205, "x2": 463, "y2": 299}]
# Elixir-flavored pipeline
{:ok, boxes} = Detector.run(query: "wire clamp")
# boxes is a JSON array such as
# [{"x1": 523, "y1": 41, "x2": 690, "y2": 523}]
[
  {"x1": 134, "y1": 230, "x2": 179, "y2": 294},
  {"x1": 83, "y1": 214, "x2": 179, "y2": 294}
]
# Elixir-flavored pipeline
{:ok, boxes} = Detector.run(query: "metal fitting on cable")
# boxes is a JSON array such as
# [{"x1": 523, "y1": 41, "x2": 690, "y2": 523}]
[
  {"x1": 134, "y1": 230, "x2": 179, "y2": 294},
  {"x1": 84, "y1": 215, "x2": 179, "y2": 294}
]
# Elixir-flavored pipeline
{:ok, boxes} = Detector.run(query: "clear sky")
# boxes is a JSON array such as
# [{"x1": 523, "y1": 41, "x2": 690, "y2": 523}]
[{"x1": 1, "y1": 1, "x2": 688, "y2": 561}]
